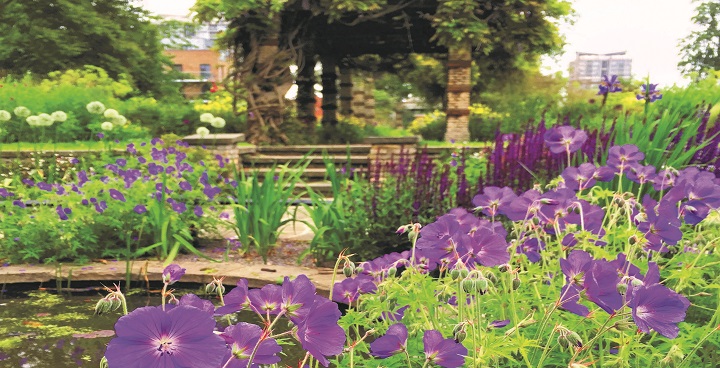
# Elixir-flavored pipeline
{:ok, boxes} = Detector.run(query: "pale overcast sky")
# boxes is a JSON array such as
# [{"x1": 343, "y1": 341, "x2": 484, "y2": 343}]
[{"x1": 140, "y1": 0, "x2": 699, "y2": 87}]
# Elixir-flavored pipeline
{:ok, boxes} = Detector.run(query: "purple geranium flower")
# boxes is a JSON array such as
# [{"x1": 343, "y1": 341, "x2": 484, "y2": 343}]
[
  {"x1": 296, "y1": 297, "x2": 346, "y2": 367},
  {"x1": 516, "y1": 238, "x2": 545, "y2": 263},
  {"x1": 37, "y1": 182, "x2": 52, "y2": 191},
  {"x1": 607, "y1": 145, "x2": 644, "y2": 174},
  {"x1": 162, "y1": 264, "x2": 186, "y2": 285},
  {"x1": 370, "y1": 323, "x2": 408, "y2": 358},
  {"x1": 627, "y1": 164, "x2": 656, "y2": 185},
  {"x1": 215, "y1": 279, "x2": 250, "y2": 316},
  {"x1": 176, "y1": 293, "x2": 214, "y2": 314},
  {"x1": 598, "y1": 74, "x2": 622, "y2": 95},
  {"x1": 585, "y1": 260, "x2": 623, "y2": 314},
  {"x1": 56, "y1": 205, "x2": 71, "y2": 220},
  {"x1": 133, "y1": 204, "x2": 147, "y2": 214},
  {"x1": 194, "y1": 205, "x2": 203, "y2": 217},
  {"x1": 220, "y1": 322, "x2": 282, "y2": 368},
  {"x1": 472, "y1": 186, "x2": 517, "y2": 217},
  {"x1": 544, "y1": 126, "x2": 588, "y2": 154},
  {"x1": 171, "y1": 201, "x2": 187, "y2": 214},
  {"x1": 248, "y1": 284, "x2": 283, "y2": 315},
  {"x1": 105, "y1": 306, "x2": 226, "y2": 368},
  {"x1": 631, "y1": 284, "x2": 690, "y2": 338},
  {"x1": 561, "y1": 163, "x2": 598, "y2": 191},
  {"x1": 179, "y1": 181, "x2": 192, "y2": 191},
  {"x1": 281, "y1": 275, "x2": 317, "y2": 325},
  {"x1": 489, "y1": 319, "x2": 510, "y2": 328},
  {"x1": 423, "y1": 330, "x2": 467, "y2": 368},
  {"x1": 108, "y1": 188, "x2": 126, "y2": 202},
  {"x1": 332, "y1": 275, "x2": 377, "y2": 305}
]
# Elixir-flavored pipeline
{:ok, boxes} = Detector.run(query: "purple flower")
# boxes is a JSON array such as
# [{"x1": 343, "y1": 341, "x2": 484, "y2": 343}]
[
  {"x1": 248, "y1": 284, "x2": 283, "y2": 315},
  {"x1": 105, "y1": 306, "x2": 226, "y2": 368},
  {"x1": 116, "y1": 158, "x2": 127, "y2": 167},
  {"x1": 607, "y1": 145, "x2": 644, "y2": 174},
  {"x1": 585, "y1": 260, "x2": 623, "y2": 314},
  {"x1": 175, "y1": 293, "x2": 214, "y2": 314},
  {"x1": 203, "y1": 185, "x2": 221, "y2": 200},
  {"x1": 162, "y1": 264, "x2": 186, "y2": 285},
  {"x1": 516, "y1": 238, "x2": 544, "y2": 263},
  {"x1": 543, "y1": 126, "x2": 588, "y2": 154},
  {"x1": 370, "y1": 323, "x2": 408, "y2": 358},
  {"x1": 108, "y1": 188, "x2": 126, "y2": 202},
  {"x1": 423, "y1": 330, "x2": 467, "y2": 368},
  {"x1": 561, "y1": 163, "x2": 597, "y2": 191},
  {"x1": 281, "y1": 275, "x2": 317, "y2": 325},
  {"x1": 171, "y1": 201, "x2": 187, "y2": 214},
  {"x1": 215, "y1": 279, "x2": 250, "y2": 316},
  {"x1": 37, "y1": 182, "x2": 52, "y2": 191},
  {"x1": 194, "y1": 205, "x2": 204, "y2": 217},
  {"x1": 637, "y1": 83, "x2": 662, "y2": 102},
  {"x1": 631, "y1": 284, "x2": 690, "y2": 338},
  {"x1": 56, "y1": 205, "x2": 71, "y2": 220},
  {"x1": 133, "y1": 204, "x2": 147, "y2": 214},
  {"x1": 332, "y1": 275, "x2": 377, "y2": 305},
  {"x1": 69, "y1": 157, "x2": 80, "y2": 164},
  {"x1": 489, "y1": 319, "x2": 510, "y2": 329},
  {"x1": 472, "y1": 186, "x2": 517, "y2": 217},
  {"x1": 296, "y1": 298, "x2": 345, "y2": 367},
  {"x1": 151, "y1": 137, "x2": 164, "y2": 146},
  {"x1": 0, "y1": 188, "x2": 13, "y2": 198},
  {"x1": 220, "y1": 322, "x2": 282, "y2": 368},
  {"x1": 627, "y1": 164, "x2": 656, "y2": 185},
  {"x1": 598, "y1": 74, "x2": 622, "y2": 95},
  {"x1": 97, "y1": 133, "x2": 104, "y2": 139},
  {"x1": 179, "y1": 181, "x2": 192, "y2": 191}
]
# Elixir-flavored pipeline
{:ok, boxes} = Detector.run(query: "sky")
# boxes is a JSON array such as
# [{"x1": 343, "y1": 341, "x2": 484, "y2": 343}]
[{"x1": 140, "y1": 0, "x2": 700, "y2": 87}]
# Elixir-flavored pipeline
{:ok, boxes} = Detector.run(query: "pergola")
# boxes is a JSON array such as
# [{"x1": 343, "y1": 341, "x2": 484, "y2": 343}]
[{"x1": 226, "y1": 0, "x2": 473, "y2": 143}]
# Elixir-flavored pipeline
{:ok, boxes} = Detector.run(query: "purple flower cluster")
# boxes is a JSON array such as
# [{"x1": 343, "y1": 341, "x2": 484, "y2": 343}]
[
  {"x1": 369, "y1": 324, "x2": 467, "y2": 368},
  {"x1": 558, "y1": 250, "x2": 689, "y2": 338}
]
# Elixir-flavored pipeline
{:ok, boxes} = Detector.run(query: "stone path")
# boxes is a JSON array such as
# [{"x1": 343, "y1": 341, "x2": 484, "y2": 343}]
[{"x1": 0, "y1": 208, "x2": 339, "y2": 295}]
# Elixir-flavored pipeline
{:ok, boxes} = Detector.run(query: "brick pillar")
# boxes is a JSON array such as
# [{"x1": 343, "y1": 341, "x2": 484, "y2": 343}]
[
  {"x1": 445, "y1": 43, "x2": 472, "y2": 142},
  {"x1": 296, "y1": 50, "x2": 317, "y2": 129},
  {"x1": 352, "y1": 84, "x2": 366, "y2": 121},
  {"x1": 320, "y1": 55, "x2": 338, "y2": 126},
  {"x1": 364, "y1": 76, "x2": 375, "y2": 125},
  {"x1": 338, "y1": 66, "x2": 353, "y2": 116}
]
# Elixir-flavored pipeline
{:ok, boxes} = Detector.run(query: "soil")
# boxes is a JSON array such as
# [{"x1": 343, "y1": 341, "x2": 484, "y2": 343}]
[{"x1": 176, "y1": 239, "x2": 317, "y2": 268}]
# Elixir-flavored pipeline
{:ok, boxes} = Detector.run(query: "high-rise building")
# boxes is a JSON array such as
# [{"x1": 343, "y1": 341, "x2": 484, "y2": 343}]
[{"x1": 569, "y1": 51, "x2": 632, "y2": 88}]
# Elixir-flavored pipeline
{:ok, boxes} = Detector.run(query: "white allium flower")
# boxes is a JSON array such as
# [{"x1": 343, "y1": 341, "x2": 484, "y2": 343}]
[
  {"x1": 101, "y1": 121, "x2": 114, "y2": 131},
  {"x1": 14, "y1": 106, "x2": 31, "y2": 118},
  {"x1": 51, "y1": 111, "x2": 68, "y2": 122},
  {"x1": 86, "y1": 101, "x2": 106, "y2": 114},
  {"x1": 210, "y1": 117, "x2": 226, "y2": 128},
  {"x1": 38, "y1": 113, "x2": 55, "y2": 126},
  {"x1": 0, "y1": 110, "x2": 11, "y2": 122},
  {"x1": 199, "y1": 113, "x2": 214, "y2": 123},
  {"x1": 112, "y1": 115, "x2": 127, "y2": 126},
  {"x1": 103, "y1": 108, "x2": 119, "y2": 119},
  {"x1": 196, "y1": 126, "x2": 210, "y2": 137},
  {"x1": 26, "y1": 115, "x2": 40, "y2": 126}
]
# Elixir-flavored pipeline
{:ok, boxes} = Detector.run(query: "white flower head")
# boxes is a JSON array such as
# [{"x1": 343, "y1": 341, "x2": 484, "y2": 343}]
[
  {"x1": 210, "y1": 117, "x2": 226, "y2": 128},
  {"x1": 86, "y1": 101, "x2": 106, "y2": 114},
  {"x1": 199, "y1": 113, "x2": 214, "y2": 123},
  {"x1": 38, "y1": 113, "x2": 55, "y2": 126},
  {"x1": 196, "y1": 126, "x2": 210, "y2": 137},
  {"x1": 103, "y1": 108, "x2": 119, "y2": 119},
  {"x1": 112, "y1": 115, "x2": 127, "y2": 126},
  {"x1": 51, "y1": 111, "x2": 68, "y2": 122},
  {"x1": 0, "y1": 110, "x2": 11, "y2": 122},
  {"x1": 101, "y1": 121, "x2": 114, "y2": 131},
  {"x1": 26, "y1": 115, "x2": 40, "y2": 126},
  {"x1": 14, "y1": 106, "x2": 31, "y2": 118}
]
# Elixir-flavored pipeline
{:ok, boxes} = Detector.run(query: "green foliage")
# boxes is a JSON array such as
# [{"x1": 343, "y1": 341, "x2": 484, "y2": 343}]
[
  {"x1": 679, "y1": 1, "x2": 720, "y2": 77},
  {"x1": 227, "y1": 162, "x2": 306, "y2": 263},
  {"x1": 0, "y1": 0, "x2": 176, "y2": 97},
  {"x1": 408, "y1": 111, "x2": 446, "y2": 141}
]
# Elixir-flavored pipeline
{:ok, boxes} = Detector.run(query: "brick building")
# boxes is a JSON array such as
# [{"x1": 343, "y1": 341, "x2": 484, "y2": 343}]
[{"x1": 569, "y1": 51, "x2": 632, "y2": 89}]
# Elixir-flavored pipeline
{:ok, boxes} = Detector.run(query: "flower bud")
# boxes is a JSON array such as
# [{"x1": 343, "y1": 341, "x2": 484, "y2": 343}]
[
  {"x1": 631, "y1": 278, "x2": 644, "y2": 288},
  {"x1": 452, "y1": 323, "x2": 465, "y2": 336},
  {"x1": 566, "y1": 331, "x2": 583, "y2": 348},
  {"x1": 498, "y1": 264, "x2": 510, "y2": 273},
  {"x1": 616, "y1": 283, "x2": 628, "y2": 295},
  {"x1": 387, "y1": 267, "x2": 397, "y2": 277},
  {"x1": 449, "y1": 269, "x2": 461, "y2": 280},
  {"x1": 512, "y1": 277, "x2": 521, "y2": 290},
  {"x1": 94, "y1": 298, "x2": 112, "y2": 315},
  {"x1": 454, "y1": 330, "x2": 467, "y2": 343},
  {"x1": 205, "y1": 282, "x2": 217, "y2": 294},
  {"x1": 557, "y1": 334, "x2": 570, "y2": 349},
  {"x1": 475, "y1": 278, "x2": 489, "y2": 294},
  {"x1": 215, "y1": 283, "x2": 226, "y2": 296},
  {"x1": 343, "y1": 265, "x2": 354, "y2": 278},
  {"x1": 462, "y1": 278, "x2": 475, "y2": 293},
  {"x1": 459, "y1": 268, "x2": 469, "y2": 279},
  {"x1": 613, "y1": 320, "x2": 635, "y2": 331}
]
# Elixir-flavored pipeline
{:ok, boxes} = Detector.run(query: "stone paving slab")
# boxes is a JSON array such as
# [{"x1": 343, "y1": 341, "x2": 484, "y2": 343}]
[{"x1": 0, "y1": 259, "x2": 337, "y2": 296}]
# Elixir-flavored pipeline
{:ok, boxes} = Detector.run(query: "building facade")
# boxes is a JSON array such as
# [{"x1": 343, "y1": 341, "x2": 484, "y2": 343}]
[
  {"x1": 160, "y1": 15, "x2": 229, "y2": 98},
  {"x1": 569, "y1": 51, "x2": 632, "y2": 89}
]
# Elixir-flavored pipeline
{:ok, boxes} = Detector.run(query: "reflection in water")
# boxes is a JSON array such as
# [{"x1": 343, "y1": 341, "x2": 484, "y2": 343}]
[{"x1": 0, "y1": 290, "x2": 304, "y2": 367}]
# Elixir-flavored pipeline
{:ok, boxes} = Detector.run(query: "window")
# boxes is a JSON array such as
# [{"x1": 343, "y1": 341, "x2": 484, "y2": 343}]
[
  {"x1": 183, "y1": 25, "x2": 196, "y2": 38},
  {"x1": 200, "y1": 64, "x2": 212, "y2": 79},
  {"x1": 173, "y1": 64, "x2": 183, "y2": 72}
]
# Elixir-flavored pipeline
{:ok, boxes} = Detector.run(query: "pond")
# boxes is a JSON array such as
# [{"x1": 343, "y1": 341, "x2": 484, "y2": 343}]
[{"x1": 0, "y1": 286, "x2": 306, "y2": 367}]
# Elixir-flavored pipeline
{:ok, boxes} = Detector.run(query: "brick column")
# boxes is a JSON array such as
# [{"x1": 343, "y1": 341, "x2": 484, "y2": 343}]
[
  {"x1": 364, "y1": 76, "x2": 375, "y2": 125},
  {"x1": 445, "y1": 43, "x2": 472, "y2": 142},
  {"x1": 296, "y1": 49, "x2": 317, "y2": 129},
  {"x1": 338, "y1": 66, "x2": 353, "y2": 116},
  {"x1": 320, "y1": 55, "x2": 338, "y2": 126}
]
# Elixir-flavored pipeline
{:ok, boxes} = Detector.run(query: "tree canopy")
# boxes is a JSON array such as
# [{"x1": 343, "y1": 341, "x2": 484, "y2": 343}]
[
  {"x1": 0, "y1": 0, "x2": 174, "y2": 97},
  {"x1": 679, "y1": 0, "x2": 720, "y2": 77}
]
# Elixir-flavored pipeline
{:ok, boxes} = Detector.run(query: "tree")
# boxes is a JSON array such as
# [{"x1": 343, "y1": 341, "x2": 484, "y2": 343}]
[
  {"x1": 679, "y1": 1, "x2": 720, "y2": 77},
  {"x1": 0, "y1": 0, "x2": 175, "y2": 97}
]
